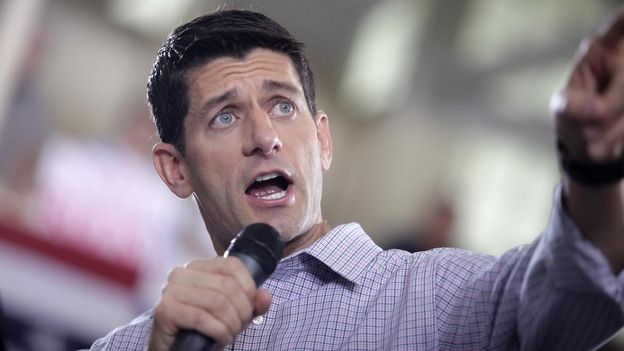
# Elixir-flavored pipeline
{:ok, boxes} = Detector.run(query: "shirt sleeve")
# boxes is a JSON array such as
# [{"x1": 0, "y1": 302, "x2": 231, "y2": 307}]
[
  {"x1": 540, "y1": 184, "x2": 624, "y2": 296},
  {"x1": 435, "y1": 184, "x2": 624, "y2": 350},
  {"x1": 514, "y1": 184, "x2": 624, "y2": 350},
  {"x1": 85, "y1": 309, "x2": 154, "y2": 351}
]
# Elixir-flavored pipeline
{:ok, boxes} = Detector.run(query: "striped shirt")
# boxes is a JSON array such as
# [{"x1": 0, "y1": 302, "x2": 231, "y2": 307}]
[{"x1": 87, "y1": 187, "x2": 624, "y2": 350}]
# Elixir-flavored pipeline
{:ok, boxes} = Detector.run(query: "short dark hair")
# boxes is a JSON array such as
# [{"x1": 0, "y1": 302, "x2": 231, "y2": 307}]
[{"x1": 147, "y1": 9, "x2": 317, "y2": 155}]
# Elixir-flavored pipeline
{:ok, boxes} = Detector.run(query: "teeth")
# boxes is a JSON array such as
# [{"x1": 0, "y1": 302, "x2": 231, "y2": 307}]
[
  {"x1": 255, "y1": 172, "x2": 280, "y2": 182},
  {"x1": 260, "y1": 190, "x2": 286, "y2": 200}
]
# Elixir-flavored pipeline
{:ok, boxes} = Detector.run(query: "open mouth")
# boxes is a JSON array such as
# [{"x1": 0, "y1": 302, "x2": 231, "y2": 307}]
[{"x1": 245, "y1": 171, "x2": 291, "y2": 200}]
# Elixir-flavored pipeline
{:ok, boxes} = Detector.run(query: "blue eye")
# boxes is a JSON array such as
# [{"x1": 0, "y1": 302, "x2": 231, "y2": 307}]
[
  {"x1": 214, "y1": 112, "x2": 235, "y2": 126},
  {"x1": 273, "y1": 101, "x2": 295, "y2": 117},
  {"x1": 279, "y1": 102, "x2": 293, "y2": 113}
]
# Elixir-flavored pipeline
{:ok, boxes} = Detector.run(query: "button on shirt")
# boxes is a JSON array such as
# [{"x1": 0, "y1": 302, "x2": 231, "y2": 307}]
[{"x1": 87, "y1": 187, "x2": 624, "y2": 350}]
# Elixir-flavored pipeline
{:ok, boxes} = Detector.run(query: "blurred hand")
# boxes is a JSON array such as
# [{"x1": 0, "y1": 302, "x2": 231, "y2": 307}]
[
  {"x1": 551, "y1": 7, "x2": 624, "y2": 165},
  {"x1": 147, "y1": 256, "x2": 273, "y2": 351}
]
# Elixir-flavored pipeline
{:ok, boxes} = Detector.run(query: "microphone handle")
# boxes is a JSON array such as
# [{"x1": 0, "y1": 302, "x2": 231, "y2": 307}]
[
  {"x1": 229, "y1": 252, "x2": 269, "y2": 286},
  {"x1": 170, "y1": 330, "x2": 215, "y2": 351}
]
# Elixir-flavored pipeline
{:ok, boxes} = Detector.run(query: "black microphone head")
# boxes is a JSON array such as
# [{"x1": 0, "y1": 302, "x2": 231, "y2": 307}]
[{"x1": 225, "y1": 223, "x2": 284, "y2": 285}]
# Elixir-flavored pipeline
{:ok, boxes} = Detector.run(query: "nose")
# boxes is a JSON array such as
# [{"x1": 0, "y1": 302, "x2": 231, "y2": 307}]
[{"x1": 242, "y1": 107, "x2": 283, "y2": 156}]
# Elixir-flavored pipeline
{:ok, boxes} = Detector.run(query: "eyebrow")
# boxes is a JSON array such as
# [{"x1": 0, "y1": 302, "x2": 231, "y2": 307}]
[
  {"x1": 263, "y1": 79, "x2": 301, "y2": 95},
  {"x1": 197, "y1": 79, "x2": 301, "y2": 115},
  {"x1": 198, "y1": 88, "x2": 238, "y2": 115}
]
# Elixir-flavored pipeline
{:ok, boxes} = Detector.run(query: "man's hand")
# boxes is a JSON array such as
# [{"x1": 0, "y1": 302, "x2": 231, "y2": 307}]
[
  {"x1": 553, "y1": 7, "x2": 624, "y2": 164},
  {"x1": 147, "y1": 257, "x2": 273, "y2": 351},
  {"x1": 552, "y1": 7, "x2": 624, "y2": 272}
]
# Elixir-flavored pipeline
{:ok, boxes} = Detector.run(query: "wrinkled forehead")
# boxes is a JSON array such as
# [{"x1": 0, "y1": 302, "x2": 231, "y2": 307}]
[{"x1": 185, "y1": 49, "x2": 303, "y2": 96}]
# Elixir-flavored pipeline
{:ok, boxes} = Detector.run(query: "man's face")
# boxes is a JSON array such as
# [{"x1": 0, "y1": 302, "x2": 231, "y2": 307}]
[{"x1": 154, "y1": 49, "x2": 332, "y2": 254}]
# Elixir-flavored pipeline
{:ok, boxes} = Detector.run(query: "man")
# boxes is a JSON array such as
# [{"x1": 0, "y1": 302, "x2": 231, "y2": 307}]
[{"x1": 88, "y1": 8, "x2": 624, "y2": 351}]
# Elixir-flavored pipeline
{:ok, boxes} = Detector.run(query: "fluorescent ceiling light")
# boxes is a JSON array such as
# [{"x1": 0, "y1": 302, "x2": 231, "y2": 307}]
[
  {"x1": 108, "y1": 0, "x2": 200, "y2": 40},
  {"x1": 338, "y1": 0, "x2": 425, "y2": 120}
]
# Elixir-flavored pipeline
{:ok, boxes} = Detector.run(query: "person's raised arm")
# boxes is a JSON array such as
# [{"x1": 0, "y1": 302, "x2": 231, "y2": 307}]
[{"x1": 552, "y1": 7, "x2": 624, "y2": 272}]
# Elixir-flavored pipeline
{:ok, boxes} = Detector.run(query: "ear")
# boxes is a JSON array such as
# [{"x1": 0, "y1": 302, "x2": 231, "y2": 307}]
[
  {"x1": 315, "y1": 111, "x2": 333, "y2": 171},
  {"x1": 152, "y1": 142, "x2": 194, "y2": 198}
]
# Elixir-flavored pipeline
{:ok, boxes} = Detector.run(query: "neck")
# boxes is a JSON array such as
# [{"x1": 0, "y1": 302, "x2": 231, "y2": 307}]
[{"x1": 283, "y1": 221, "x2": 332, "y2": 257}]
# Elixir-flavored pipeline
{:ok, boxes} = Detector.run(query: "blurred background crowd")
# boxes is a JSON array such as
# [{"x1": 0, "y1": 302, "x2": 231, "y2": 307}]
[{"x1": 0, "y1": 0, "x2": 622, "y2": 349}]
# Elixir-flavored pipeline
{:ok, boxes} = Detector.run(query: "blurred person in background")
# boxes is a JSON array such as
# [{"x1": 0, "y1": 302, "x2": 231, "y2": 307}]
[
  {"x1": 0, "y1": 29, "x2": 48, "y2": 231},
  {"x1": 32, "y1": 100, "x2": 214, "y2": 312},
  {"x1": 87, "y1": 6, "x2": 624, "y2": 351},
  {"x1": 385, "y1": 194, "x2": 456, "y2": 252},
  {"x1": 0, "y1": 11, "x2": 213, "y2": 350}
]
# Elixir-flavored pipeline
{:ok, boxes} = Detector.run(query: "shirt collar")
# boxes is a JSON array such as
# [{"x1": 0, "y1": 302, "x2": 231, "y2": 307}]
[{"x1": 288, "y1": 222, "x2": 382, "y2": 285}]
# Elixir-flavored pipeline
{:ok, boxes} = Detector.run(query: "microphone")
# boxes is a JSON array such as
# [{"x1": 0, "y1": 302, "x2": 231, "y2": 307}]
[{"x1": 170, "y1": 223, "x2": 285, "y2": 351}]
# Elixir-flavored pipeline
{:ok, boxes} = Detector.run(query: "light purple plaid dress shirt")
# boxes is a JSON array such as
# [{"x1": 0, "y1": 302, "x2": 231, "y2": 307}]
[{"x1": 87, "y1": 187, "x2": 624, "y2": 350}]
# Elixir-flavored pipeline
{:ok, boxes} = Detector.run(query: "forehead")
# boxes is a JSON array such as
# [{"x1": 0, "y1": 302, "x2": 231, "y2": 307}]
[{"x1": 185, "y1": 49, "x2": 302, "y2": 97}]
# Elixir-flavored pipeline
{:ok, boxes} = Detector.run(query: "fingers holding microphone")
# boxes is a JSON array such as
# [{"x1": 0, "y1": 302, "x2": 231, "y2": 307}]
[
  {"x1": 148, "y1": 223, "x2": 284, "y2": 351},
  {"x1": 149, "y1": 256, "x2": 267, "y2": 350}
]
